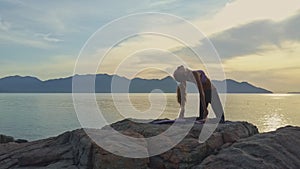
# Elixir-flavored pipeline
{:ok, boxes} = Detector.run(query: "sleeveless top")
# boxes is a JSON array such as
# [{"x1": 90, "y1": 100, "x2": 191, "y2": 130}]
[
  {"x1": 193, "y1": 70, "x2": 211, "y2": 91},
  {"x1": 197, "y1": 70, "x2": 207, "y2": 83}
]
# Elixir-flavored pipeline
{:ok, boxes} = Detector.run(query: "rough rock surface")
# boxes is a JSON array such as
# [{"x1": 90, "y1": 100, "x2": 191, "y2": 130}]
[
  {"x1": 0, "y1": 135, "x2": 14, "y2": 144},
  {"x1": 0, "y1": 135, "x2": 28, "y2": 144},
  {"x1": 195, "y1": 126, "x2": 300, "y2": 169},
  {"x1": 2, "y1": 118, "x2": 293, "y2": 169}
]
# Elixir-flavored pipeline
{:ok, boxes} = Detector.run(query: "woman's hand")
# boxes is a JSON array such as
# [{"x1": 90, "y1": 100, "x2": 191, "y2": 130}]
[
  {"x1": 204, "y1": 108, "x2": 209, "y2": 119},
  {"x1": 179, "y1": 107, "x2": 185, "y2": 119}
]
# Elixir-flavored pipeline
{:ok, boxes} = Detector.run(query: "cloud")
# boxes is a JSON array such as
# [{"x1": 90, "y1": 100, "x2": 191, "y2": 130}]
[
  {"x1": 0, "y1": 31, "x2": 52, "y2": 49},
  {"x1": 0, "y1": 0, "x2": 229, "y2": 55},
  {"x1": 35, "y1": 33, "x2": 64, "y2": 42},
  {"x1": 222, "y1": 41, "x2": 300, "y2": 92},
  {"x1": 149, "y1": 0, "x2": 180, "y2": 8},
  {"x1": 208, "y1": 12, "x2": 300, "y2": 58},
  {"x1": 209, "y1": 20, "x2": 280, "y2": 58},
  {"x1": 194, "y1": 0, "x2": 300, "y2": 34},
  {"x1": 171, "y1": 11, "x2": 300, "y2": 60},
  {"x1": 0, "y1": 17, "x2": 11, "y2": 31}
]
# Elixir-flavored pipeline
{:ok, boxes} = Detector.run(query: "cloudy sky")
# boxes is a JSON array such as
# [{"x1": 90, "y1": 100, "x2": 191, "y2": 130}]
[{"x1": 1, "y1": 0, "x2": 300, "y2": 92}]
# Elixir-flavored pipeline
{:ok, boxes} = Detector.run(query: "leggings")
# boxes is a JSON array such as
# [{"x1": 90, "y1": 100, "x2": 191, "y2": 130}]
[{"x1": 199, "y1": 88, "x2": 225, "y2": 122}]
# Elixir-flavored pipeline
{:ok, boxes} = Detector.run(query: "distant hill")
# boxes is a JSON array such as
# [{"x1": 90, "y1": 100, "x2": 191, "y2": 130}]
[
  {"x1": 0, "y1": 74, "x2": 272, "y2": 93},
  {"x1": 212, "y1": 79, "x2": 272, "y2": 93}
]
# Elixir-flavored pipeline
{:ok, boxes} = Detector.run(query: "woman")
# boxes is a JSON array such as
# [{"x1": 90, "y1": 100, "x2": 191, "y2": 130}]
[{"x1": 173, "y1": 65, "x2": 225, "y2": 123}]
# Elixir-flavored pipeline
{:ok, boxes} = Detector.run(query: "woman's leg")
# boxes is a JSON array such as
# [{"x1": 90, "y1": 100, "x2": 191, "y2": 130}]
[
  {"x1": 211, "y1": 87, "x2": 225, "y2": 123},
  {"x1": 199, "y1": 102, "x2": 209, "y2": 120},
  {"x1": 198, "y1": 89, "x2": 210, "y2": 120}
]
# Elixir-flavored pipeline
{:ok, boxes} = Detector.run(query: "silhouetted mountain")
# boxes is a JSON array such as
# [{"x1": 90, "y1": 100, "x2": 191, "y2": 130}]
[
  {"x1": 288, "y1": 92, "x2": 300, "y2": 94},
  {"x1": 0, "y1": 74, "x2": 272, "y2": 93},
  {"x1": 0, "y1": 76, "x2": 44, "y2": 93},
  {"x1": 212, "y1": 79, "x2": 272, "y2": 93}
]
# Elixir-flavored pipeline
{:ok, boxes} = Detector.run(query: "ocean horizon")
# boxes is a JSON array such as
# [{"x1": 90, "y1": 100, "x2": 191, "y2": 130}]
[{"x1": 1, "y1": 93, "x2": 299, "y2": 141}]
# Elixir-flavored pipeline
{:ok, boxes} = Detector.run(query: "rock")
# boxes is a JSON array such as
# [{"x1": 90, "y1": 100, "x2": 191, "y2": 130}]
[
  {"x1": 0, "y1": 135, "x2": 14, "y2": 144},
  {"x1": 0, "y1": 134, "x2": 28, "y2": 144},
  {"x1": 0, "y1": 119, "x2": 259, "y2": 169},
  {"x1": 196, "y1": 126, "x2": 300, "y2": 169},
  {"x1": 14, "y1": 139, "x2": 28, "y2": 143}
]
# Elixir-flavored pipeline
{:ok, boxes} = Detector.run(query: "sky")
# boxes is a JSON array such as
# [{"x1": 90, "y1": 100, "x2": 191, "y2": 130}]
[{"x1": 0, "y1": 0, "x2": 300, "y2": 92}]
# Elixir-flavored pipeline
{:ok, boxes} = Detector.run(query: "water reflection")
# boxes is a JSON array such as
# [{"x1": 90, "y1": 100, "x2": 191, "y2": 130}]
[
  {"x1": 261, "y1": 111, "x2": 286, "y2": 132},
  {"x1": 224, "y1": 94, "x2": 298, "y2": 133}
]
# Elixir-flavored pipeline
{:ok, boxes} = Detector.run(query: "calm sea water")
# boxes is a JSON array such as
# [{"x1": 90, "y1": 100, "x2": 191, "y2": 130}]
[{"x1": 0, "y1": 93, "x2": 299, "y2": 141}]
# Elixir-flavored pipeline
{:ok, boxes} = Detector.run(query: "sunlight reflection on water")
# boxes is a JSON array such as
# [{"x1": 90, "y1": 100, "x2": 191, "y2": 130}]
[
  {"x1": 262, "y1": 111, "x2": 287, "y2": 132},
  {"x1": 225, "y1": 94, "x2": 299, "y2": 132}
]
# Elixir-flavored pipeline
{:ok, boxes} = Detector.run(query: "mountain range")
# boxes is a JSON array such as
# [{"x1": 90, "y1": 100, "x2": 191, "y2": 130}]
[{"x1": 0, "y1": 74, "x2": 272, "y2": 93}]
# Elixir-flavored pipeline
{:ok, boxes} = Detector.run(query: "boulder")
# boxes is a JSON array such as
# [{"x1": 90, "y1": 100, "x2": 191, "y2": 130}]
[
  {"x1": 196, "y1": 126, "x2": 300, "y2": 169},
  {"x1": 0, "y1": 134, "x2": 28, "y2": 144},
  {"x1": 0, "y1": 135, "x2": 14, "y2": 144}
]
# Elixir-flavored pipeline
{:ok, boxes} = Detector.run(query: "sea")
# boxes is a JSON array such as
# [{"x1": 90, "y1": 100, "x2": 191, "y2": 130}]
[{"x1": 0, "y1": 93, "x2": 299, "y2": 141}]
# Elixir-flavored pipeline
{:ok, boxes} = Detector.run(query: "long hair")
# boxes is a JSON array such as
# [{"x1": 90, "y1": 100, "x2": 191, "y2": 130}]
[{"x1": 174, "y1": 65, "x2": 188, "y2": 106}]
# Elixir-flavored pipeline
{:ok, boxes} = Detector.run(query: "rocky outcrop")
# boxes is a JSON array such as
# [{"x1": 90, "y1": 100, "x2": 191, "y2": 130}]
[
  {"x1": 195, "y1": 126, "x2": 300, "y2": 169},
  {"x1": 0, "y1": 135, "x2": 14, "y2": 144},
  {"x1": 0, "y1": 135, "x2": 28, "y2": 144},
  {"x1": 0, "y1": 119, "x2": 297, "y2": 169}
]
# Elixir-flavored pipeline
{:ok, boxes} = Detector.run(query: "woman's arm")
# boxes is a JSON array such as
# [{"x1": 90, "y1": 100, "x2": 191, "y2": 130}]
[
  {"x1": 176, "y1": 82, "x2": 186, "y2": 118},
  {"x1": 177, "y1": 86, "x2": 181, "y2": 104}
]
